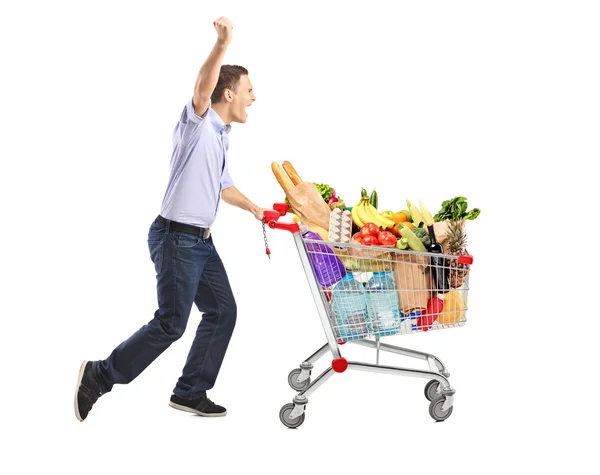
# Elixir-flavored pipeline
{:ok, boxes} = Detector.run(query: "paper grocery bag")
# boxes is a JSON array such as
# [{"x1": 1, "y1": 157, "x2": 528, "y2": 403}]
[
  {"x1": 432, "y1": 220, "x2": 468, "y2": 254},
  {"x1": 432, "y1": 220, "x2": 451, "y2": 252},
  {"x1": 286, "y1": 182, "x2": 331, "y2": 231},
  {"x1": 392, "y1": 252, "x2": 432, "y2": 314}
]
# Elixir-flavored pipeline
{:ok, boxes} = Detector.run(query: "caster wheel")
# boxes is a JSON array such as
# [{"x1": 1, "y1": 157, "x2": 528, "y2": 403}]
[
  {"x1": 279, "y1": 403, "x2": 305, "y2": 429},
  {"x1": 424, "y1": 380, "x2": 441, "y2": 402},
  {"x1": 288, "y1": 368, "x2": 311, "y2": 391},
  {"x1": 429, "y1": 397, "x2": 453, "y2": 422}
]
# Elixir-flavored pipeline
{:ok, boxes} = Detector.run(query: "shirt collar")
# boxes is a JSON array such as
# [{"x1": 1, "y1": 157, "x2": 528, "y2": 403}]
[{"x1": 209, "y1": 108, "x2": 231, "y2": 135}]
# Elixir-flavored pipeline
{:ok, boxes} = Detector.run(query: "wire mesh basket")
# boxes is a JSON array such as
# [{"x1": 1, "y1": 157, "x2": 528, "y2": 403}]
[{"x1": 303, "y1": 239, "x2": 471, "y2": 342}]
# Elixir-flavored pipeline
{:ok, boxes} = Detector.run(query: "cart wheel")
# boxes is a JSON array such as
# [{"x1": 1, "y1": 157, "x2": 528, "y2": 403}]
[
  {"x1": 429, "y1": 397, "x2": 453, "y2": 422},
  {"x1": 424, "y1": 380, "x2": 441, "y2": 402},
  {"x1": 279, "y1": 403, "x2": 305, "y2": 429},
  {"x1": 288, "y1": 368, "x2": 311, "y2": 391}
]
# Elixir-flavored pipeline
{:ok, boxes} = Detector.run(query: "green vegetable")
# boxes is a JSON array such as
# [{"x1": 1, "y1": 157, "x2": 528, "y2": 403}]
[
  {"x1": 370, "y1": 189, "x2": 378, "y2": 209},
  {"x1": 315, "y1": 183, "x2": 334, "y2": 203},
  {"x1": 284, "y1": 196, "x2": 293, "y2": 213},
  {"x1": 434, "y1": 197, "x2": 481, "y2": 222},
  {"x1": 396, "y1": 237, "x2": 409, "y2": 250},
  {"x1": 361, "y1": 187, "x2": 369, "y2": 199},
  {"x1": 412, "y1": 224, "x2": 431, "y2": 247},
  {"x1": 398, "y1": 223, "x2": 427, "y2": 252}
]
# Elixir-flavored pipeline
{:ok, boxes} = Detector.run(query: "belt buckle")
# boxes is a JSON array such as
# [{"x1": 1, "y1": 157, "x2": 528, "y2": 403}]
[{"x1": 203, "y1": 228, "x2": 211, "y2": 239}]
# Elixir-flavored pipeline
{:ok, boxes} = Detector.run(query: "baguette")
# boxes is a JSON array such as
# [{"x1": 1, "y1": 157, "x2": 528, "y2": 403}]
[
  {"x1": 282, "y1": 161, "x2": 303, "y2": 185},
  {"x1": 271, "y1": 162, "x2": 295, "y2": 193}
]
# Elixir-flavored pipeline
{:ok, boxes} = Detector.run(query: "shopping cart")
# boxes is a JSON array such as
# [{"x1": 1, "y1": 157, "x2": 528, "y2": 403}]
[{"x1": 263, "y1": 204, "x2": 474, "y2": 428}]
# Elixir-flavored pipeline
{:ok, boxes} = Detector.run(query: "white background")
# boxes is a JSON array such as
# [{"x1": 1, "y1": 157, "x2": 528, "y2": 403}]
[{"x1": 1, "y1": 0, "x2": 598, "y2": 473}]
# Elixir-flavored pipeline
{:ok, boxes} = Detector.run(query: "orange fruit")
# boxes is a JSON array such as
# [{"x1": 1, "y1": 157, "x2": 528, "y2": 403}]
[
  {"x1": 392, "y1": 211, "x2": 408, "y2": 224},
  {"x1": 403, "y1": 222, "x2": 415, "y2": 230}
]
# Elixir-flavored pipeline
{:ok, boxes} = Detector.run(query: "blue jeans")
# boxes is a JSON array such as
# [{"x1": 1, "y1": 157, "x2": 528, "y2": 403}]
[{"x1": 93, "y1": 220, "x2": 237, "y2": 399}]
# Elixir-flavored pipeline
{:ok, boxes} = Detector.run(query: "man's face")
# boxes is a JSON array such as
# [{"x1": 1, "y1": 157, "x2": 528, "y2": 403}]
[{"x1": 230, "y1": 75, "x2": 255, "y2": 123}]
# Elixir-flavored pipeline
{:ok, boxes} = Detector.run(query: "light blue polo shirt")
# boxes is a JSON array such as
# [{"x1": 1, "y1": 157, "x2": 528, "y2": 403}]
[{"x1": 159, "y1": 99, "x2": 234, "y2": 228}]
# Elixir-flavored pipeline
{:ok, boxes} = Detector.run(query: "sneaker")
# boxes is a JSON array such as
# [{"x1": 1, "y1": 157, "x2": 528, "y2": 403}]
[
  {"x1": 169, "y1": 394, "x2": 227, "y2": 417},
  {"x1": 74, "y1": 361, "x2": 103, "y2": 421}
]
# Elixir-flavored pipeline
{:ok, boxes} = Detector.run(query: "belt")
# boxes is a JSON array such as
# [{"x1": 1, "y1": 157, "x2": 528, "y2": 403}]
[{"x1": 154, "y1": 215, "x2": 211, "y2": 239}]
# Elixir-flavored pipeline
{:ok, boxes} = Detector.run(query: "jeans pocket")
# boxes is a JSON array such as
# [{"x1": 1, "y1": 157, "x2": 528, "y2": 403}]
[{"x1": 173, "y1": 233, "x2": 200, "y2": 248}]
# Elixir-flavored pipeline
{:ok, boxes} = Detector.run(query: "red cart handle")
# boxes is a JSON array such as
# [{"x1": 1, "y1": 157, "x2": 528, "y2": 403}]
[
  {"x1": 458, "y1": 255, "x2": 474, "y2": 265},
  {"x1": 264, "y1": 203, "x2": 300, "y2": 233}
]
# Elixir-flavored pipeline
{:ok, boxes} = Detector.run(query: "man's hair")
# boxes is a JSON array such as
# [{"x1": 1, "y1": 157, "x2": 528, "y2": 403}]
[{"x1": 211, "y1": 65, "x2": 249, "y2": 104}]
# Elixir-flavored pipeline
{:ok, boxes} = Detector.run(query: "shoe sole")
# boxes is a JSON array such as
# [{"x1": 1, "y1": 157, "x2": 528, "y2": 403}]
[
  {"x1": 169, "y1": 401, "x2": 227, "y2": 417},
  {"x1": 74, "y1": 360, "x2": 88, "y2": 422}
]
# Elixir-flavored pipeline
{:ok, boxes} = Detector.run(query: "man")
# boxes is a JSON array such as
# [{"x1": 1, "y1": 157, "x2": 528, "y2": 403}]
[{"x1": 75, "y1": 16, "x2": 269, "y2": 421}]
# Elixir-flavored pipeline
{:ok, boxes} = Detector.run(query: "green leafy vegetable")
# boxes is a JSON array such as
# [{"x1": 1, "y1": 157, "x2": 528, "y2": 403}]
[
  {"x1": 284, "y1": 182, "x2": 345, "y2": 213},
  {"x1": 315, "y1": 183, "x2": 334, "y2": 203},
  {"x1": 434, "y1": 197, "x2": 481, "y2": 222},
  {"x1": 284, "y1": 196, "x2": 293, "y2": 213}
]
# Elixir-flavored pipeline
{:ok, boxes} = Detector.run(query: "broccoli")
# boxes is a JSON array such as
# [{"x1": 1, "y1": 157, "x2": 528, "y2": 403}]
[{"x1": 412, "y1": 225, "x2": 431, "y2": 248}]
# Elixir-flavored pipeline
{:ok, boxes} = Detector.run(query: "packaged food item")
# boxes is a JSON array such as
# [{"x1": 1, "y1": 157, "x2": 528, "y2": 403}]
[
  {"x1": 300, "y1": 223, "x2": 347, "y2": 287},
  {"x1": 271, "y1": 162, "x2": 331, "y2": 230},
  {"x1": 328, "y1": 208, "x2": 352, "y2": 243}
]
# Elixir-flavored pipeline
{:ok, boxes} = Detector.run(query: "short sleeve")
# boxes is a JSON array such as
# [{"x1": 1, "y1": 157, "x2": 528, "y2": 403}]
[
  {"x1": 175, "y1": 98, "x2": 211, "y2": 144},
  {"x1": 222, "y1": 163, "x2": 234, "y2": 190},
  {"x1": 186, "y1": 98, "x2": 210, "y2": 123}
]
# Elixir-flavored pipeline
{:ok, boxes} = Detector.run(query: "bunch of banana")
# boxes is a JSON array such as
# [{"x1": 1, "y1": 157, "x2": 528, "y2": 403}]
[{"x1": 351, "y1": 198, "x2": 395, "y2": 229}]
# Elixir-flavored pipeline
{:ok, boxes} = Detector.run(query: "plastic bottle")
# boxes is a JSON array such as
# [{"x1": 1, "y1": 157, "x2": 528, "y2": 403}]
[
  {"x1": 365, "y1": 271, "x2": 400, "y2": 337},
  {"x1": 332, "y1": 273, "x2": 369, "y2": 341},
  {"x1": 301, "y1": 223, "x2": 347, "y2": 287}
]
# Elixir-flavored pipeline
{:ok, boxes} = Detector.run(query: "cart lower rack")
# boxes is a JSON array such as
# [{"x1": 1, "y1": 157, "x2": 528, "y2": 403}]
[{"x1": 263, "y1": 204, "x2": 473, "y2": 428}]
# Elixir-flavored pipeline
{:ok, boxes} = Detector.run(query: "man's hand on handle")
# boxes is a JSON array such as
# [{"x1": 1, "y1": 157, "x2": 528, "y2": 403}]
[{"x1": 253, "y1": 208, "x2": 270, "y2": 222}]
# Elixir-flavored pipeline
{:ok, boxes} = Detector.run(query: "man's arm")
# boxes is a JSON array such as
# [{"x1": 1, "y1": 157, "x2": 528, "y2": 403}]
[
  {"x1": 221, "y1": 186, "x2": 266, "y2": 221},
  {"x1": 193, "y1": 17, "x2": 233, "y2": 117}
]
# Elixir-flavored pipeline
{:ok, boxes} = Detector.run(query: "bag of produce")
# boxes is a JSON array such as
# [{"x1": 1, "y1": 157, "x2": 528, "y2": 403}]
[
  {"x1": 271, "y1": 161, "x2": 332, "y2": 231},
  {"x1": 392, "y1": 252, "x2": 432, "y2": 314},
  {"x1": 285, "y1": 182, "x2": 332, "y2": 231}
]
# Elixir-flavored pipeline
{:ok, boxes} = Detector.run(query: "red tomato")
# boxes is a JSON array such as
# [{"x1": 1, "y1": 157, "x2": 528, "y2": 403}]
[
  {"x1": 378, "y1": 231, "x2": 397, "y2": 246},
  {"x1": 362, "y1": 235, "x2": 379, "y2": 246},
  {"x1": 351, "y1": 232, "x2": 363, "y2": 244},
  {"x1": 360, "y1": 223, "x2": 380, "y2": 238}
]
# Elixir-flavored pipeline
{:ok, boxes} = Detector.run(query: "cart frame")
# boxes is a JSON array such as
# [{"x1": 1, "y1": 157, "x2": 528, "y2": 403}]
[{"x1": 264, "y1": 204, "x2": 470, "y2": 428}]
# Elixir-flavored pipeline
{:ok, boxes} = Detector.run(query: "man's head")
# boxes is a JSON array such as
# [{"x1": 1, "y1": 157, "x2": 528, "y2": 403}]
[{"x1": 211, "y1": 65, "x2": 256, "y2": 125}]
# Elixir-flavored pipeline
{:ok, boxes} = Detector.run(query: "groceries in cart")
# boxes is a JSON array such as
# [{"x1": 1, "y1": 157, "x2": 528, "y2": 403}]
[
  {"x1": 298, "y1": 222, "x2": 347, "y2": 287},
  {"x1": 270, "y1": 161, "x2": 479, "y2": 341},
  {"x1": 266, "y1": 162, "x2": 479, "y2": 426}
]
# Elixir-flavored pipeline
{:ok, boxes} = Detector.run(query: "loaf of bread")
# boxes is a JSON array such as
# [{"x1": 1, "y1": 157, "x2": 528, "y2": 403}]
[
  {"x1": 282, "y1": 161, "x2": 303, "y2": 185},
  {"x1": 271, "y1": 162, "x2": 295, "y2": 192}
]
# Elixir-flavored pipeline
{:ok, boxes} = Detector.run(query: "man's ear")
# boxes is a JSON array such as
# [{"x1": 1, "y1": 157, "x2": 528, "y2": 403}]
[{"x1": 225, "y1": 89, "x2": 233, "y2": 102}]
